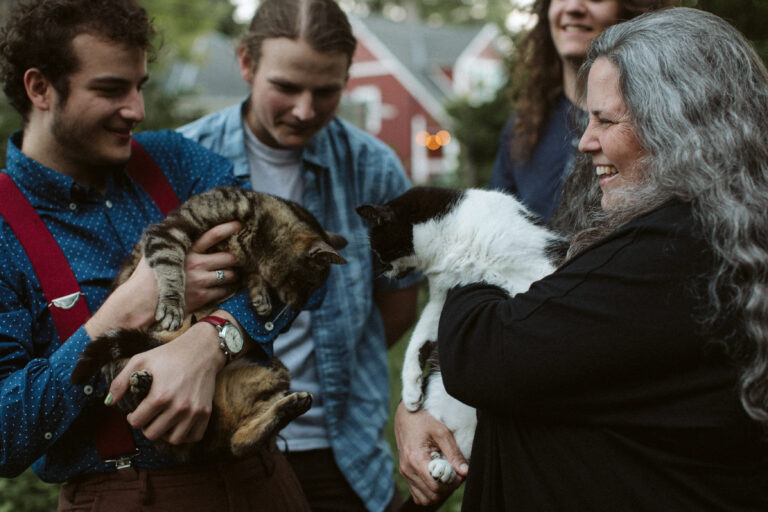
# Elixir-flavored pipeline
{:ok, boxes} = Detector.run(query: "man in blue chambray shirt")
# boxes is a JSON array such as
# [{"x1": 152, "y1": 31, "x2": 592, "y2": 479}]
[
  {"x1": 0, "y1": 0, "x2": 312, "y2": 509},
  {"x1": 178, "y1": 1, "x2": 421, "y2": 510}
]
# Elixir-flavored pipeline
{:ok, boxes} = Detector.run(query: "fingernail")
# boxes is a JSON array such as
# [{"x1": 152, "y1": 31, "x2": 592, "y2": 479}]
[
  {"x1": 104, "y1": 393, "x2": 114, "y2": 406},
  {"x1": 460, "y1": 463, "x2": 468, "y2": 473}
]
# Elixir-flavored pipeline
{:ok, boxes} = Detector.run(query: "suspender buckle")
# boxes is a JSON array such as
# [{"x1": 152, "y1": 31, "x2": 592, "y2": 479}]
[
  {"x1": 104, "y1": 450, "x2": 140, "y2": 470},
  {"x1": 49, "y1": 291, "x2": 85, "y2": 310}
]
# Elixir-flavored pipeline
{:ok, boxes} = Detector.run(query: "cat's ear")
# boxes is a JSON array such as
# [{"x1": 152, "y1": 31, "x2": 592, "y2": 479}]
[
  {"x1": 355, "y1": 204, "x2": 394, "y2": 226},
  {"x1": 309, "y1": 240, "x2": 347, "y2": 265},
  {"x1": 325, "y1": 232, "x2": 348, "y2": 250}
]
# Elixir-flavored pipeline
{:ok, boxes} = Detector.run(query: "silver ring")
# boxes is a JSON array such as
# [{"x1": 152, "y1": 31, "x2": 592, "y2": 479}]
[{"x1": 215, "y1": 270, "x2": 225, "y2": 283}]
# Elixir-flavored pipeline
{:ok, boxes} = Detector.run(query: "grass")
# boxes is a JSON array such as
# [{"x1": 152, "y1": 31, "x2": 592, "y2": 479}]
[{"x1": 385, "y1": 282, "x2": 465, "y2": 511}]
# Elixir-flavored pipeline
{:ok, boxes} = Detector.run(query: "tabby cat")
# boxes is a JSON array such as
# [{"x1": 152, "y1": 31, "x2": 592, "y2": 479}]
[
  {"x1": 72, "y1": 186, "x2": 347, "y2": 460},
  {"x1": 357, "y1": 186, "x2": 566, "y2": 483}
]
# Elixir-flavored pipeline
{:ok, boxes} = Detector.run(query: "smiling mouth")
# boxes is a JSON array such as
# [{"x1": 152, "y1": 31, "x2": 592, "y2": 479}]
[
  {"x1": 106, "y1": 126, "x2": 133, "y2": 138},
  {"x1": 562, "y1": 25, "x2": 591, "y2": 32},
  {"x1": 595, "y1": 165, "x2": 618, "y2": 177}
]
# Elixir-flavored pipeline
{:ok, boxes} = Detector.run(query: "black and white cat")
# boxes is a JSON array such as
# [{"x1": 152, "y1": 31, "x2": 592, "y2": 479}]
[{"x1": 357, "y1": 186, "x2": 566, "y2": 483}]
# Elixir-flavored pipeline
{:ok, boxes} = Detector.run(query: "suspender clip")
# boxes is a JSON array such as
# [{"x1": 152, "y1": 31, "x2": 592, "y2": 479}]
[
  {"x1": 49, "y1": 291, "x2": 85, "y2": 310},
  {"x1": 104, "y1": 450, "x2": 140, "y2": 470}
]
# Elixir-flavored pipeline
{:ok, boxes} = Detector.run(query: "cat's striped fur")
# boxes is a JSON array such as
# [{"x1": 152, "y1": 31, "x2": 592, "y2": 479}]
[{"x1": 73, "y1": 186, "x2": 347, "y2": 460}]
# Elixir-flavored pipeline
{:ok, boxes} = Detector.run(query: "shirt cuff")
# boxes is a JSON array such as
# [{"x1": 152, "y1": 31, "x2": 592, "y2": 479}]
[
  {"x1": 217, "y1": 283, "x2": 327, "y2": 360},
  {"x1": 49, "y1": 326, "x2": 110, "y2": 400}
]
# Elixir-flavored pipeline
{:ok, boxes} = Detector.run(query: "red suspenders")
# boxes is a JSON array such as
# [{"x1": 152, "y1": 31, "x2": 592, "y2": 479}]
[
  {"x1": 126, "y1": 139, "x2": 181, "y2": 217},
  {"x1": 0, "y1": 138, "x2": 179, "y2": 468}
]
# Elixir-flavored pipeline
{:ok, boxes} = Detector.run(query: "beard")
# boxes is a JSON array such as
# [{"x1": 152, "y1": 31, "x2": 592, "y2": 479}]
[{"x1": 50, "y1": 104, "x2": 131, "y2": 174}]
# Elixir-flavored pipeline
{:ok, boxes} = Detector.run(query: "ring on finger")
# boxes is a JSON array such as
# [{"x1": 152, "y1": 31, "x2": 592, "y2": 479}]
[{"x1": 215, "y1": 269, "x2": 225, "y2": 283}]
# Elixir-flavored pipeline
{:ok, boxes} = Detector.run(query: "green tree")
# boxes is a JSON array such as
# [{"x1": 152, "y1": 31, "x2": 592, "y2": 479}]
[
  {"x1": 343, "y1": 0, "x2": 513, "y2": 26},
  {"x1": 681, "y1": 0, "x2": 768, "y2": 63},
  {"x1": 445, "y1": 81, "x2": 512, "y2": 187}
]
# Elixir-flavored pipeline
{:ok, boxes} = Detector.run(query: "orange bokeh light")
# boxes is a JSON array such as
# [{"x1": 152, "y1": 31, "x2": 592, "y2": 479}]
[{"x1": 415, "y1": 129, "x2": 451, "y2": 151}]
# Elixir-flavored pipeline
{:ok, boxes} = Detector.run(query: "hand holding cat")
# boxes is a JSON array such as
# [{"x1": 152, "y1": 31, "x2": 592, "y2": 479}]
[
  {"x1": 394, "y1": 401, "x2": 468, "y2": 506},
  {"x1": 105, "y1": 315, "x2": 232, "y2": 444},
  {"x1": 84, "y1": 222, "x2": 242, "y2": 340},
  {"x1": 183, "y1": 220, "x2": 242, "y2": 312}
]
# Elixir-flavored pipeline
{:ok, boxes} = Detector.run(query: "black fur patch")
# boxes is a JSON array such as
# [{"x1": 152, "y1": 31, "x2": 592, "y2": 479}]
[
  {"x1": 71, "y1": 329, "x2": 161, "y2": 385},
  {"x1": 357, "y1": 187, "x2": 464, "y2": 264},
  {"x1": 545, "y1": 237, "x2": 570, "y2": 266}
]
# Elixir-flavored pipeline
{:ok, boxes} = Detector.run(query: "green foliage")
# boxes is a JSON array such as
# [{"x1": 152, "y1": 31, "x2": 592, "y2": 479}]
[
  {"x1": 445, "y1": 83, "x2": 510, "y2": 188},
  {"x1": 344, "y1": 0, "x2": 513, "y2": 26},
  {"x1": 681, "y1": 0, "x2": 768, "y2": 64},
  {"x1": 146, "y1": 0, "x2": 241, "y2": 60},
  {"x1": 386, "y1": 283, "x2": 464, "y2": 511},
  {"x1": 0, "y1": 91, "x2": 20, "y2": 168},
  {"x1": 0, "y1": 469, "x2": 59, "y2": 512}
]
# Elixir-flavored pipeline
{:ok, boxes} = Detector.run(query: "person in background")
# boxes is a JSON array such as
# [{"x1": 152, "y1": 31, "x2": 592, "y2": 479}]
[
  {"x1": 439, "y1": 7, "x2": 768, "y2": 510},
  {"x1": 0, "y1": 0, "x2": 310, "y2": 509},
  {"x1": 178, "y1": 1, "x2": 420, "y2": 510},
  {"x1": 489, "y1": 0, "x2": 673, "y2": 222}
]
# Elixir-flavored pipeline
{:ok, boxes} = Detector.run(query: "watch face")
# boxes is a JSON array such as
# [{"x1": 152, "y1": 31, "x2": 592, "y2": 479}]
[{"x1": 221, "y1": 325, "x2": 244, "y2": 354}]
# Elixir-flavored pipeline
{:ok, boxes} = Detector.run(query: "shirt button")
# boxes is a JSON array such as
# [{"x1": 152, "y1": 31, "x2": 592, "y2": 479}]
[
  {"x1": 44, "y1": 432, "x2": 53, "y2": 441},
  {"x1": 265, "y1": 321, "x2": 274, "y2": 331},
  {"x1": 105, "y1": 200, "x2": 113, "y2": 209},
  {"x1": 83, "y1": 385, "x2": 94, "y2": 395},
  {"x1": 69, "y1": 203, "x2": 77, "y2": 211}
]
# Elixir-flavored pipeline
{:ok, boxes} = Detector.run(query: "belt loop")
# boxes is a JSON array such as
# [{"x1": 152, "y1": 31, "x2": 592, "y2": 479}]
[
  {"x1": 216, "y1": 461, "x2": 236, "y2": 512},
  {"x1": 261, "y1": 446, "x2": 276, "y2": 477},
  {"x1": 61, "y1": 480, "x2": 78, "y2": 504},
  {"x1": 138, "y1": 468, "x2": 152, "y2": 505}
]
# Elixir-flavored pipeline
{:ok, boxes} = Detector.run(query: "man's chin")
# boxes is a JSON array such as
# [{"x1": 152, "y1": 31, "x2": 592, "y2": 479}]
[{"x1": 275, "y1": 128, "x2": 319, "y2": 149}]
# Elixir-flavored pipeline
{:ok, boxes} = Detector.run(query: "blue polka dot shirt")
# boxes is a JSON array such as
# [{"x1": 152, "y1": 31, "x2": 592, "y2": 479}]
[{"x1": 0, "y1": 130, "x2": 301, "y2": 481}]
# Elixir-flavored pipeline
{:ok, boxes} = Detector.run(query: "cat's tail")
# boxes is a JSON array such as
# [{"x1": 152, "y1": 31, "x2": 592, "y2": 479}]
[{"x1": 71, "y1": 329, "x2": 160, "y2": 384}]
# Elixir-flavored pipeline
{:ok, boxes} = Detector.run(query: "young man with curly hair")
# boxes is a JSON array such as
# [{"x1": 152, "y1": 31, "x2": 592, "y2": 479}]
[{"x1": 0, "y1": 1, "x2": 310, "y2": 509}]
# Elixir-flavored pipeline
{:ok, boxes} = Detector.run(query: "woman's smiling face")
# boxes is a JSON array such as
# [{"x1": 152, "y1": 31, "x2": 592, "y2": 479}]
[
  {"x1": 578, "y1": 57, "x2": 647, "y2": 211},
  {"x1": 548, "y1": 0, "x2": 623, "y2": 62}
]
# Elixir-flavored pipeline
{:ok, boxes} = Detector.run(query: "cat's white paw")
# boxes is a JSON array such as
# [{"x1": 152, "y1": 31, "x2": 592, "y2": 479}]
[
  {"x1": 402, "y1": 381, "x2": 424, "y2": 411},
  {"x1": 428, "y1": 452, "x2": 456, "y2": 484}
]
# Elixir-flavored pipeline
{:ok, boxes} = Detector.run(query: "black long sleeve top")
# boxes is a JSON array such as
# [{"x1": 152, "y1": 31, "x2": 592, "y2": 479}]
[{"x1": 439, "y1": 200, "x2": 768, "y2": 511}]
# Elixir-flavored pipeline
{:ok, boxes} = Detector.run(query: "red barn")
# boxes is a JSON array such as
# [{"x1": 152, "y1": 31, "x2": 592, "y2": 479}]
[{"x1": 345, "y1": 16, "x2": 504, "y2": 182}]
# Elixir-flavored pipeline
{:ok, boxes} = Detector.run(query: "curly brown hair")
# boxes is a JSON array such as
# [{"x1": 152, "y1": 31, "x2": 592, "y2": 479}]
[
  {"x1": 509, "y1": 0, "x2": 674, "y2": 161},
  {"x1": 0, "y1": 0, "x2": 154, "y2": 122},
  {"x1": 241, "y1": 0, "x2": 356, "y2": 72}
]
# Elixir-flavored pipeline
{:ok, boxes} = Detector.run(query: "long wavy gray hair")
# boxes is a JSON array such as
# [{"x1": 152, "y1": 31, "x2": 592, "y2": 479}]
[{"x1": 563, "y1": 7, "x2": 768, "y2": 424}]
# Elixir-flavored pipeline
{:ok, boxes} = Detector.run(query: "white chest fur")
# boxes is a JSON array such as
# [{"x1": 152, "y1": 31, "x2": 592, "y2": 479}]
[{"x1": 400, "y1": 189, "x2": 559, "y2": 483}]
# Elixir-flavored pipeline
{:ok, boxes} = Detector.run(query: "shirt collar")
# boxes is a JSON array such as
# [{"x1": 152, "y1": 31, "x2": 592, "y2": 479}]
[{"x1": 4, "y1": 131, "x2": 123, "y2": 208}]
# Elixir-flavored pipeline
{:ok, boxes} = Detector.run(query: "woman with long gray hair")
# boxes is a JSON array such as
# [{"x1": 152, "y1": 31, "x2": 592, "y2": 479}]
[
  {"x1": 489, "y1": 0, "x2": 674, "y2": 222},
  {"x1": 432, "y1": 8, "x2": 768, "y2": 510}
]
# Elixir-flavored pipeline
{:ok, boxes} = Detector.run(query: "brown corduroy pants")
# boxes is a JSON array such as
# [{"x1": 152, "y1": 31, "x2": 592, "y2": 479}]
[{"x1": 58, "y1": 447, "x2": 310, "y2": 512}]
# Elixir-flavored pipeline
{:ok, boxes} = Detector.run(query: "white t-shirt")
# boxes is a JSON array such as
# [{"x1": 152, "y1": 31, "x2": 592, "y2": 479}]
[{"x1": 243, "y1": 120, "x2": 330, "y2": 451}]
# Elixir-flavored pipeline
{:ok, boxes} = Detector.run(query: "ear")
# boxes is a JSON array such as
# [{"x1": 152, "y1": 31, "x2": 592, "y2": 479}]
[
  {"x1": 23, "y1": 68, "x2": 54, "y2": 112},
  {"x1": 355, "y1": 204, "x2": 393, "y2": 226},
  {"x1": 309, "y1": 239, "x2": 347, "y2": 265},
  {"x1": 237, "y1": 45, "x2": 255, "y2": 83},
  {"x1": 325, "y1": 231, "x2": 348, "y2": 250}
]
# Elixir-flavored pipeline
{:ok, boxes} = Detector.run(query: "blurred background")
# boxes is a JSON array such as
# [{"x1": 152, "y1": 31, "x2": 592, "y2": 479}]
[{"x1": 0, "y1": 0, "x2": 766, "y2": 510}]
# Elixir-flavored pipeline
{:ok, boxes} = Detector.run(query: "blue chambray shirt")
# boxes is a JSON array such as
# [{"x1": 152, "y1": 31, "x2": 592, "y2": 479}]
[
  {"x1": 180, "y1": 102, "x2": 423, "y2": 512},
  {"x1": 0, "y1": 130, "x2": 306, "y2": 481}
]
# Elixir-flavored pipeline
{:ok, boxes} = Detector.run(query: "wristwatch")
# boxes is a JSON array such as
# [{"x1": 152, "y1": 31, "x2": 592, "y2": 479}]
[{"x1": 197, "y1": 315, "x2": 244, "y2": 361}]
